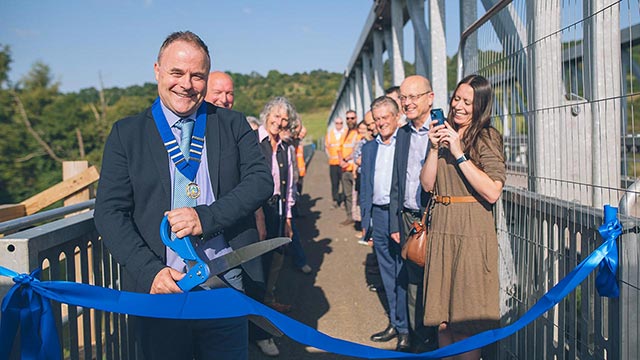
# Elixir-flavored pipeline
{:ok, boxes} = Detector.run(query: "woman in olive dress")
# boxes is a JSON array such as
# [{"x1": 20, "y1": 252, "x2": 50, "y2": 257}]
[{"x1": 419, "y1": 74, "x2": 505, "y2": 360}]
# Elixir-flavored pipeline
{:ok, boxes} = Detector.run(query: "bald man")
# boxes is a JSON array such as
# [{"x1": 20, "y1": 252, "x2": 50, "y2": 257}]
[
  {"x1": 391, "y1": 74, "x2": 438, "y2": 352},
  {"x1": 206, "y1": 71, "x2": 235, "y2": 109}
]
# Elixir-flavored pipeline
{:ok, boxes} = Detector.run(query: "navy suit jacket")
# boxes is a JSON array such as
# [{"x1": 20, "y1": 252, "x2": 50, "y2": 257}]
[
  {"x1": 94, "y1": 102, "x2": 273, "y2": 293},
  {"x1": 359, "y1": 138, "x2": 400, "y2": 236},
  {"x1": 389, "y1": 123, "x2": 432, "y2": 243}
]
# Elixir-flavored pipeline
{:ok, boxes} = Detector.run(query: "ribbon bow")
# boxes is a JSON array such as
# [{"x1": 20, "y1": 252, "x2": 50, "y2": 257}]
[
  {"x1": 595, "y1": 204, "x2": 622, "y2": 297},
  {"x1": 0, "y1": 268, "x2": 61, "y2": 360}
]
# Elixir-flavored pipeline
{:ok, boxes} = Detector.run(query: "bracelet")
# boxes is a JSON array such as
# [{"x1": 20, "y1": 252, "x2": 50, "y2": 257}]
[{"x1": 456, "y1": 154, "x2": 469, "y2": 165}]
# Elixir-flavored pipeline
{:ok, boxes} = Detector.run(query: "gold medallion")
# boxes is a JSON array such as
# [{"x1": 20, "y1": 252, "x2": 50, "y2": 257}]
[{"x1": 186, "y1": 182, "x2": 201, "y2": 199}]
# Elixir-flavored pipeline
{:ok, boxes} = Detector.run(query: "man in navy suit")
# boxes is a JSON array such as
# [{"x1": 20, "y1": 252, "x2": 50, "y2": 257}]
[
  {"x1": 389, "y1": 75, "x2": 437, "y2": 351},
  {"x1": 360, "y1": 96, "x2": 410, "y2": 352},
  {"x1": 94, "y1": 31, "x2": 272, "y2": 360}
]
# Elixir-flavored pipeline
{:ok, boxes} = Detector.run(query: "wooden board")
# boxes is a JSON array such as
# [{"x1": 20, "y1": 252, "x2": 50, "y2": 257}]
[{"x1": 20, "y1": 166, "x2": 100, "y2": 215}]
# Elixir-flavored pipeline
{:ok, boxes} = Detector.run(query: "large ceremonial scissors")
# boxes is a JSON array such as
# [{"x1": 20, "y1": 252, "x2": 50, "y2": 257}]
[{"x1": 160, "y1": 216, "x2": 290, "y2": 292}]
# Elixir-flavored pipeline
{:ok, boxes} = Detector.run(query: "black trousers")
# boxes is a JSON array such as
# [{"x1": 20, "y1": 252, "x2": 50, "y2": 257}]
[
  {"x1": 329, "y1": 164, "x2": 343, "y2": 203},
  {"x1": 246, "y1": 198, "x2": 285, "y2": 341},
  {"x1": 135, "y1": 315, "x2": 248, "y2": 359}
]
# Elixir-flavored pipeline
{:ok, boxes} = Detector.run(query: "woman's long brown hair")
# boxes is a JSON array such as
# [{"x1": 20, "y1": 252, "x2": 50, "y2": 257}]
[{"x1": 447, "y1": 75, "x2": 498, "y2": 166}]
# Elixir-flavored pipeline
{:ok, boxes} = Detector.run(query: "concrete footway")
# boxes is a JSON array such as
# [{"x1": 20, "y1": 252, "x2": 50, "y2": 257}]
[{"x1": 250, "y1": 151, "x2": 395, "y2": 359}]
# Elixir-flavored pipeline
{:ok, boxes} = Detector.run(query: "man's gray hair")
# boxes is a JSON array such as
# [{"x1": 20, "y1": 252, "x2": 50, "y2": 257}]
[{"x1": 370, "y1": 95, "x2": 399, "y2": 115}]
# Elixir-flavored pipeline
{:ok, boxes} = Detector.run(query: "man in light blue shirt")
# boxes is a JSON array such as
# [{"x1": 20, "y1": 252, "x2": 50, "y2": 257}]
[
  {"x1": 390, "y1": 74, "x2": 437, "y2": 352},
  {"x1": 359, "y1": 96, "x2": 410, "y2": 352}
]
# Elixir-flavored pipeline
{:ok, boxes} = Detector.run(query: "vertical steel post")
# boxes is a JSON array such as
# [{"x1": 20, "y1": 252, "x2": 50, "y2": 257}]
[
  {"x1": 427, "y1": 0, "x2": 448, "y2": 108},
  {"x1": 362, "y1": 51, "x2": 373, "y2": 112},
  {"x1": 407, "y1": 0, "x2": 429, "y2": 77},
  {"x1": 389, "y1": 0, "x2": 406, "y2": 86},
  {"x1": 373, "y1": 29, "x2": 385, "y2": 97},
  {"x1": 459, "y1": 0, "x2": 477, "y2": 80}
]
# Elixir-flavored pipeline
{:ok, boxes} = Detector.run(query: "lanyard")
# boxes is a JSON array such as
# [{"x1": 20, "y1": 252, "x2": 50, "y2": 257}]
[{"x1": 151, "y1": 98, "x2": 207, "y2": 181}]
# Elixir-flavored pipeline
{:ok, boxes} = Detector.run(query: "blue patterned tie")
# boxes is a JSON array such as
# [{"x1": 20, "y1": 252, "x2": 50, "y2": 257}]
[{"x1": 173, "y1": 119, "x2": 196, "y2": 209}]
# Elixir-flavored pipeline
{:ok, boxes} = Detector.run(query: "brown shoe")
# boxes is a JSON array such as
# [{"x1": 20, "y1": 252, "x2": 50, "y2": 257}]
[{"x1": 267, "y1": 302, "x2": 293, "y2": 313}]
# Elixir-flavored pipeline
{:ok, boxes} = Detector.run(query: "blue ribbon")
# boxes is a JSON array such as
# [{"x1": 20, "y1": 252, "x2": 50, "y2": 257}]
[
  {"x1": 595, "y1": 205, "x2": 620, "y2": 297},
  {"x1": 0, "y1": 268, "x2": 60, "y2": 360},
  {"x1": 0, "y1": 206, "x2": 622, "y2": 359}
]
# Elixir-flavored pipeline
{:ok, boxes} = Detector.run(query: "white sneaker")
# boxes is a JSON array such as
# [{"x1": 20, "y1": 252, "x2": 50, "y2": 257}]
[
  {"x1": 300, "y1": 264, "x2": 312, "y2": 274},
  {"x1": 256, "y1": 338, "x2": 280, "y2": 356}
]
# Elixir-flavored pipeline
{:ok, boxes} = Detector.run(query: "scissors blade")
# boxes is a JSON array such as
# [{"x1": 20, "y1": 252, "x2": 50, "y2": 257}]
[{"x1": 205, "y1": 237, "x2": 290, "y2": 276}]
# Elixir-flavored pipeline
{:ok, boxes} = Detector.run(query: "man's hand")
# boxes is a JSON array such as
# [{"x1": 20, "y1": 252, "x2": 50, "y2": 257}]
[
  {"x1": 165, "y1": 207, "x2": 202, "y2": 238},
  {"x1": 390, "y1": 232, "x2": 400, "y2": 244},
  {"x1": 150, "y1": 267, "x2": 185, "y2": 294}
]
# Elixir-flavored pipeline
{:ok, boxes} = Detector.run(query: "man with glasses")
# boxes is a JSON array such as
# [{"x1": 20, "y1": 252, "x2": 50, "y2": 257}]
[
  {"x1": 339, "y1": 110, "x2": 359, "y2": 226},
  {"x1": 325, "y1": 117, "x2": 346, "y2": 208},
  {"x1": 390, "y1": 75, "x2": 438, "y2": 352}
]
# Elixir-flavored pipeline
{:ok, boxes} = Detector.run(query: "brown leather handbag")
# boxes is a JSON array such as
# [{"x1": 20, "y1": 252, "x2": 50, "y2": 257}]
[{"x1": 401, "y1": 210, "x2": 429, "y2": 267}]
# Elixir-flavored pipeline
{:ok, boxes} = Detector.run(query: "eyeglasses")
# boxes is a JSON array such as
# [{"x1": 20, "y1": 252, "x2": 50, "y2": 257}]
[
  {"x1": 399, "y1": 91, "x2": 432, "y2": 103},
  {"x1": 346, "y1": 116, "x2": 356, "y2": 120},
  {"x1": 335, "y1": 122, "x2": 343, "y2": 125}
]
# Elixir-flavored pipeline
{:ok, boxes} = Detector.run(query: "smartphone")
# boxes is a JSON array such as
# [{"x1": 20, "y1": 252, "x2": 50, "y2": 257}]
[{"x1": 431, "y1": 108, "x2": 446, "y2": 126}]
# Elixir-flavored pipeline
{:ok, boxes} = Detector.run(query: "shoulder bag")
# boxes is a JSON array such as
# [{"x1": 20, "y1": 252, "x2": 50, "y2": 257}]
[{"x1": 401, "y1": 196, "x2": 433, "y2": 267}]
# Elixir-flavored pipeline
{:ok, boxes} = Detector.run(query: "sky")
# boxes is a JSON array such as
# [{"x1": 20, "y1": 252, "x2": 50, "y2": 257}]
[{"x1": 1, "y1": 1, "x2": 462, "y2": 93}]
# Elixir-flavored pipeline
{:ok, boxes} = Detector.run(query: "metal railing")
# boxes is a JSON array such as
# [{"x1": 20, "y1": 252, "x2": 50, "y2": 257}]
[
  {"x1": 0, "y1": 199, "x2": 95, "y2": 235},
  {"x1": 0, "y1": 212, "x2": 138, "y2": 359},
  {"x1": 458, "y1": 0, "x2": 640, "y2": 358}
]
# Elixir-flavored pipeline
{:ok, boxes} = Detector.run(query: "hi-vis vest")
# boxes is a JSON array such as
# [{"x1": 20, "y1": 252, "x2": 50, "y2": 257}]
[
  {"x1": 340, "y1": 129, "x2": 359, "y2": 172},
  {"x1": 325, "y1": 129, "x2": 345, "y2": 165},
  {"x1": 296, "y1": 144, "x2": 306, "y2": 178}
]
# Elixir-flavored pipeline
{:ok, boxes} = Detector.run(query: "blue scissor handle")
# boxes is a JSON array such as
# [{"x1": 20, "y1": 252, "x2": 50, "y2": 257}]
[{"x1": 159, "y1": 216, "x2": 210, "y2": 291}]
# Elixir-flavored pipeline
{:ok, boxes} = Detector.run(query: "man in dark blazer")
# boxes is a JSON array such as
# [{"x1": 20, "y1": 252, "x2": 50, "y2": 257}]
[
  {"x1": 360, "y1": 96, "x2": 410, "y2": 352},
  {"x1": 94, "y1": 31, "x2": 272, "y2": 360},
  {"x1": 389, "y1": 75, "x2": 437, "y2": 352}
]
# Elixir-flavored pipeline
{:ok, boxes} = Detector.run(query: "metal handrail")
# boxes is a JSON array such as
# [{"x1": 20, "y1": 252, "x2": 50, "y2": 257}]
[
  {"x1": 456, "y1": 0, "x2": 513, "y2": 81},
  {"x1": 0, "y1": 199, "x2": 96, "y2": 234}
]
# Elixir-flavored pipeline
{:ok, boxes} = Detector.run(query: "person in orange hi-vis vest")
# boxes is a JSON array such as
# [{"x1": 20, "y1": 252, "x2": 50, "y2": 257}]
[
  {"x1": 339, "y1": 110, "x2": 360, "y2": 226},
  {"x1": 325, "y1": 117, "x2": 346, "y2": 208},
  {"x1": 295, "y1": 126, "x2": 307, "y2": 193}
]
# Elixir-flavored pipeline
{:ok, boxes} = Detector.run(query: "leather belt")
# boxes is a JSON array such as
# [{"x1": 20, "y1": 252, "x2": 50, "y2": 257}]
[
  {"x1": 402, "y1": 207, "x2": 422, "y2": 217},
  {"x1": 372, "y1": 203, "x2": 390, "y2": 211},
  {"x1": 434, "y1": 195, "x2": 478, "y2": 205}
]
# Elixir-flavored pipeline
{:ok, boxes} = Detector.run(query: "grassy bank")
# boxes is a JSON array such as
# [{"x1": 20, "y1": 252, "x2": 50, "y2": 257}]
[{"x1": 299, "y1": 109, "x2": 330, "y2": 143}]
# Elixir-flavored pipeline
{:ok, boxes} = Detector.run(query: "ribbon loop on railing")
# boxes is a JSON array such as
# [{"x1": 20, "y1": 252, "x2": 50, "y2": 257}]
[
  {"x1": 595, "y1": 205, "x2": 621, "y2": 297},
  {"x1": 0, "y1": 205, "x2": 625, "y2": 359},
  {"x1": 0, "y1": 268, "x2": 61, "y2": 360}
]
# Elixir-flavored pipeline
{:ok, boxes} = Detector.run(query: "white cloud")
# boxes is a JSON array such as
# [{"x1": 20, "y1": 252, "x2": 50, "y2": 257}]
[{"x1": 242, "y1": 7, "x2": 252, "y2": 14}]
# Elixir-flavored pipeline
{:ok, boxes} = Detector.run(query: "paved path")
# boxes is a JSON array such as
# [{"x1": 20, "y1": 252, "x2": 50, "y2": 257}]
[{"x1": 250, "y1": 151, "x2": 396, "y2": 359}]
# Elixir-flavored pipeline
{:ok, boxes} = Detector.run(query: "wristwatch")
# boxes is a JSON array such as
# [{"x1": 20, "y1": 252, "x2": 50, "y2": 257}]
[{"x1": 456, "y1": 154, "x2": 468, "y2": 165}]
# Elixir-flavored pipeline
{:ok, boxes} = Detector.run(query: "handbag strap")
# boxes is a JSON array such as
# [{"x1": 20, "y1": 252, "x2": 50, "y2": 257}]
[{"x1": 420, "y1": 191, "x2": 434, "y2": 224}]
